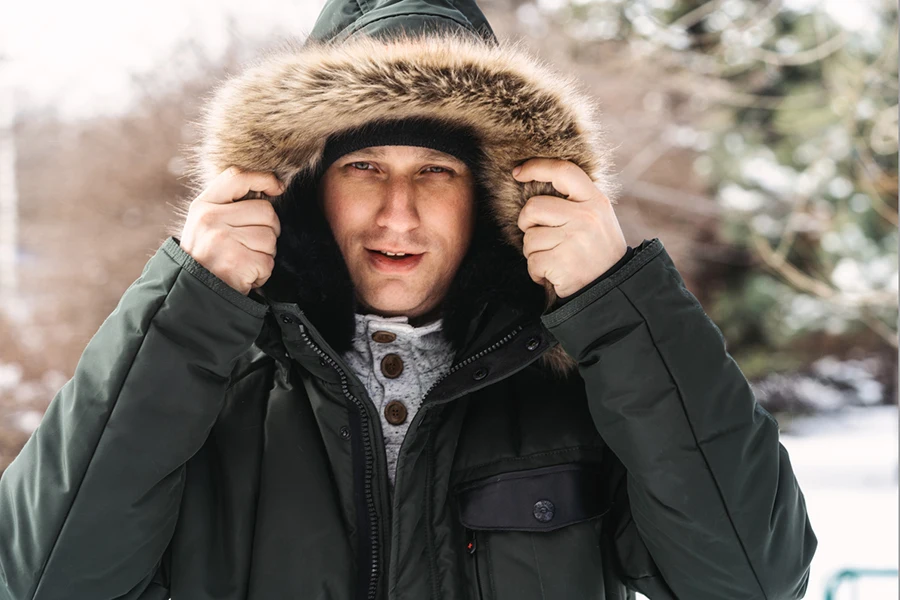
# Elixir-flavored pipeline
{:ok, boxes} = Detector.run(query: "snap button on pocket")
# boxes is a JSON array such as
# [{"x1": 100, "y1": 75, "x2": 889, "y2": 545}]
[
  {"x1": 280, "y1": 315, "x2": 293, "y2": 324},
  {"x1": 456, "y1": 463, "x2": 607, "y2": 531},
  {"x1": 473, "y1": 367, "x2": 488, "y2": 381},
  {"x1": 533, "y1": 499, "x2": 555, "y2": 522},
  {"x1": 525, "y1": 336, "x2": 540, "y2": 351}
]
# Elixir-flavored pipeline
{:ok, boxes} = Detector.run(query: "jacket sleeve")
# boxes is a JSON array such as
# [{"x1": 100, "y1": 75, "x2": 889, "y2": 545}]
[
  {"x1": 540, "y1": 238, "x2": 817, "y2": 600},
  {"x1": 553, "y1": 245, "x2": 634, "y2": 308},
  {"x1": 0, "y1": 236, "x2": 268, "y2": 600}
]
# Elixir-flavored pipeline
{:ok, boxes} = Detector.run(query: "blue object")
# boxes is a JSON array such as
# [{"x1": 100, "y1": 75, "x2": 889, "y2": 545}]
[{"x1": 823, "y1": 568, "x2": 898, "y2": 600}]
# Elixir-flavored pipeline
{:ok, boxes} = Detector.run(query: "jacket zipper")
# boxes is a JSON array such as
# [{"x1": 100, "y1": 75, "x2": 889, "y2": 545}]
[
  {"x1": 413, "y1": 324, "x2": 523, "y2": 600},
  {"x1": 466, "y1": 528, "x2": 485, "y2": 600},
  {"x1": 297, "y1": 323, "x2": 380, "y2": 600},
  {"x1": 298, "y1": 317, "x2": 525, "y2": 600},
  {"x1": 418, "y1": 324, "x2": 524, "y2": 406},
  {"x1": 384, "y1": 321, "x2": 526, "y2": 499}
]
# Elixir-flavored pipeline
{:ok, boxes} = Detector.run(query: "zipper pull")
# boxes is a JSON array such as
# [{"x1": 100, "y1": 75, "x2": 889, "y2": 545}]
[{"x1": 466, "y1": 529, "x2": 477, "y2": 555}]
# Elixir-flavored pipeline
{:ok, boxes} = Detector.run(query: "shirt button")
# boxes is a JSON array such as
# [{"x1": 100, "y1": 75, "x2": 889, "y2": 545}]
[
  {"x1": 381, "y1": 353, "x2": 404, "y2": 378},
  {"x1": 372, "y1": 331, "x2": 397, "y2": 343},
  {"x1": 384, "y1": 400, "x2": 408, "y2": 425}
]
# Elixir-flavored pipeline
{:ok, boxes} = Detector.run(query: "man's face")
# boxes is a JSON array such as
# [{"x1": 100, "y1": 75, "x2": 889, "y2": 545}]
[{"x1": 318, "y1": 145, "x2": 477, "y2": 321}]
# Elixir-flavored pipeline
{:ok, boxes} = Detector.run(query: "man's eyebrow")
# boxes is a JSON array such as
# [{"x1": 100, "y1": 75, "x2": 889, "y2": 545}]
[{"x1": 346, "y1": 146, "x2": 465, "y2": 165}]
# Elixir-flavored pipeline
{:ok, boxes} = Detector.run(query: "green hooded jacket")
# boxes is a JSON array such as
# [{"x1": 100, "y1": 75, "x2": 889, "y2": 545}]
[{"x1": 0, "y1": 0, "x2": 816, "y2": 598}]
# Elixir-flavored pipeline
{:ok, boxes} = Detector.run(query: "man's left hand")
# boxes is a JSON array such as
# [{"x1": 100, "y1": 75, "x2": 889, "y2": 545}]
[{"x1": 513, "y1": 158, "x2": 628, "y2": 299}]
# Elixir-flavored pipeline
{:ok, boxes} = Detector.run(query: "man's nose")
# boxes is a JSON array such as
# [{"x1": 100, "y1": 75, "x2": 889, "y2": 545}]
[{"x1": 374, "y1": 177, "x2": 420, "y2": 232}]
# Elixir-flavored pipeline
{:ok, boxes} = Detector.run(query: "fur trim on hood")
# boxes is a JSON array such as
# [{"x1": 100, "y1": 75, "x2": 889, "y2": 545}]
[{"x1": 168, "y1": 30, "x2": 621, "y2": 378}]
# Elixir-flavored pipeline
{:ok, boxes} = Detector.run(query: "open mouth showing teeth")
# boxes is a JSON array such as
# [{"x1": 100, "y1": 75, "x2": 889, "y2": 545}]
[{"x1": 371, "y1": 249, "x2": 420, "y2": 259}]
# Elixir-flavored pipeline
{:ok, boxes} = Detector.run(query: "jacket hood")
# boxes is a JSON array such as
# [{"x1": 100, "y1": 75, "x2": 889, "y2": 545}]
[{"x1": 172, "y1": 0, "x2": 621, "y2": 377}]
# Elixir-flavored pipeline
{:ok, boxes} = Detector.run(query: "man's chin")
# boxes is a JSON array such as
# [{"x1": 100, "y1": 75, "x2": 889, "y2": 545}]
[
  {"x1": 356, "y1": 296, "x2": 418, "y2": 317},
  {"x1": 356, "y1": 293, "x2": 438, "y2": 320}
]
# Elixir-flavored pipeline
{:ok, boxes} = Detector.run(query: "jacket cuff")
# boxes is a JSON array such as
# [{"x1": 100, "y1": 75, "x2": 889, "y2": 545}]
[
  {"x1": 542, "y1": 239, "x2": 661, "y2": 327},
  {"x1": 163, "y1": 237, "x2": 269, "y2": 318},
  {"x1": 553, "y1": 245, "x2": 635, "y2": 308}
]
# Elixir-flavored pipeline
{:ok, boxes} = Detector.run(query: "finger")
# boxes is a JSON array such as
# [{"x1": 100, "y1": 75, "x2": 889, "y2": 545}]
[
  {"x1": 517, "y1": 195, "x2": 576, "y2": 231},
  {"x1": 231, "y1": 224, "x2": 279, "y2": 257},
  {"x1": 239, "y1": 246, "x2": 275, "y2": 286},
  {"x1": 526, "y1": 249, "x2": 555, "y2": 286},
  {"x1": 251, "y1": 273, "x2": 271, "y2": 290},
  {"x1": 206, "y1": 167, "x2": 285, "y2": 204},
  {"x1": 216, "y1": 199, "x2": 282, "y2": 237},
  {"x1": 250, "y1": 255, "x2": 276, "y2": 289},
  {"x1": 512, "y1": 159, "x2": 599, "y2": 202},
  {"x1": 522, "y1": 225, "x2": 566, "y2": 258},
  {"x1": 226, "y1": 170, "x2": 285, "y2": 202},
  {"x1": 236, "y1": 190, "x2": 266, "y2": 201}
]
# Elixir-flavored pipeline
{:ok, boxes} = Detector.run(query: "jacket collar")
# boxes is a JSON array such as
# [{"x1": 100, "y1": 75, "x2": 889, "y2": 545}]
[{"x1": 170, "y1": 28, "x2": 621, "y2": 377}]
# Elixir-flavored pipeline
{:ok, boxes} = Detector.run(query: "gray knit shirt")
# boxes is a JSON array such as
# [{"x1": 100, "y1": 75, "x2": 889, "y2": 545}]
[{"x1": 340, "y1": 312, "x2": 455, "y2": 493}]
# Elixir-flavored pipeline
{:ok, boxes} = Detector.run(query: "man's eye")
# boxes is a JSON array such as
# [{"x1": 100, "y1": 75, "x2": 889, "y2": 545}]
[
  {"x1": 423, "y1": 166, "x2": 451, "y2": 174},
  {"x1": 349, "y1": 162, "x2": 374, "y2": 171}
]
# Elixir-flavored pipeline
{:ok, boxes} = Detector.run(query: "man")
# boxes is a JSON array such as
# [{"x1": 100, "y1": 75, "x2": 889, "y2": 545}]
[{"x1": 0, "y1": 0, "x2": 816, "y2": 598}]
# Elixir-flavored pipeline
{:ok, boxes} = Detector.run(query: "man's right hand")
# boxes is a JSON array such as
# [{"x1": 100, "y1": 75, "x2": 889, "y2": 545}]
[{"x1": 179, "y1": 167, "x2": 285, "y2": 296}]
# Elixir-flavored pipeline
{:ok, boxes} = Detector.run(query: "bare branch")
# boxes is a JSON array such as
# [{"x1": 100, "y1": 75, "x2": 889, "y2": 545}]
[
  {"x1": 860, "y1": 308, "x2": 899, "y2": 348},
  {"x1": 626, "y1": 181, "x2": 722, "y2": 217},
  {"x1": 752, "y1": 232, "x2": 898, "y2": 310},
  {"x1": 672, "y1": 0, "x2": 725, "y2": 30},
  {"x1": 744, "y1": 30, "x2": 848, "y2": 67}
]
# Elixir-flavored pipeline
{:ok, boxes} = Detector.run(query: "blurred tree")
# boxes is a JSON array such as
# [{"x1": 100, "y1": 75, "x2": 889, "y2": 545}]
[
  {"x1": 0, "y1": 25, "x2": 274, "y2": 471},
  {"x1": 521, "y1": 0, "x2": 898, "y2": 382},
  {"x1": 4, "y1": 6, "x2": 897, "y2": 476}
]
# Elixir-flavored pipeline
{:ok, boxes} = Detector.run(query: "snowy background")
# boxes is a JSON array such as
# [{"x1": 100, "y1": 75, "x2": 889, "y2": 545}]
[
  {"x1": 1, "y1": 1, "x2": 897, "y2": 598},
  {"x1": 779, "y1": 406, "x2": 898, "y2": 599}
]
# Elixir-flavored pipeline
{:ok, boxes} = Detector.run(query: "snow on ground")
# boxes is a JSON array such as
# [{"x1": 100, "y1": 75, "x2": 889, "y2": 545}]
[{"x1": 780, "y1": 405, "x2": 898, "y2": 599}]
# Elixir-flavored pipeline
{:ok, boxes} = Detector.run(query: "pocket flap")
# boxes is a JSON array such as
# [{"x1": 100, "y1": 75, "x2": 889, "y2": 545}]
[{"x1": 455, "y1": 463, "x2": 610, "y2": 532}]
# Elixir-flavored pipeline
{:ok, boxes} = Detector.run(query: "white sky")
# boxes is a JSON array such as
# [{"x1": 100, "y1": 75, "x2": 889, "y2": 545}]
[
  {"x1": 0, "y1": 0, "x2": 887, "y2": 121},
  {"x1": 785, "y1": 0, "x2": 885, "y2": 32},
  {"x1": 0, "y1": 0, "x2": 325, "y2": 120}
]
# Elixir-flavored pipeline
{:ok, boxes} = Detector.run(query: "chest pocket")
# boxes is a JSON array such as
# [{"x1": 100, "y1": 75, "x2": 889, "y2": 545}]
[{"x1": 455, "y1": 463, "x2": 612, "y2": 600}]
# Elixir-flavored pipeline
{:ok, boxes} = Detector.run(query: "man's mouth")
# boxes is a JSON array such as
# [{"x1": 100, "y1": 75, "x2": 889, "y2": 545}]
[
  {"x1": 366, "y1": 249, "x2": 425, "y2": 271},
  {"x1": 368, "y1": 247, "x2": 424, "y2": 258}
]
